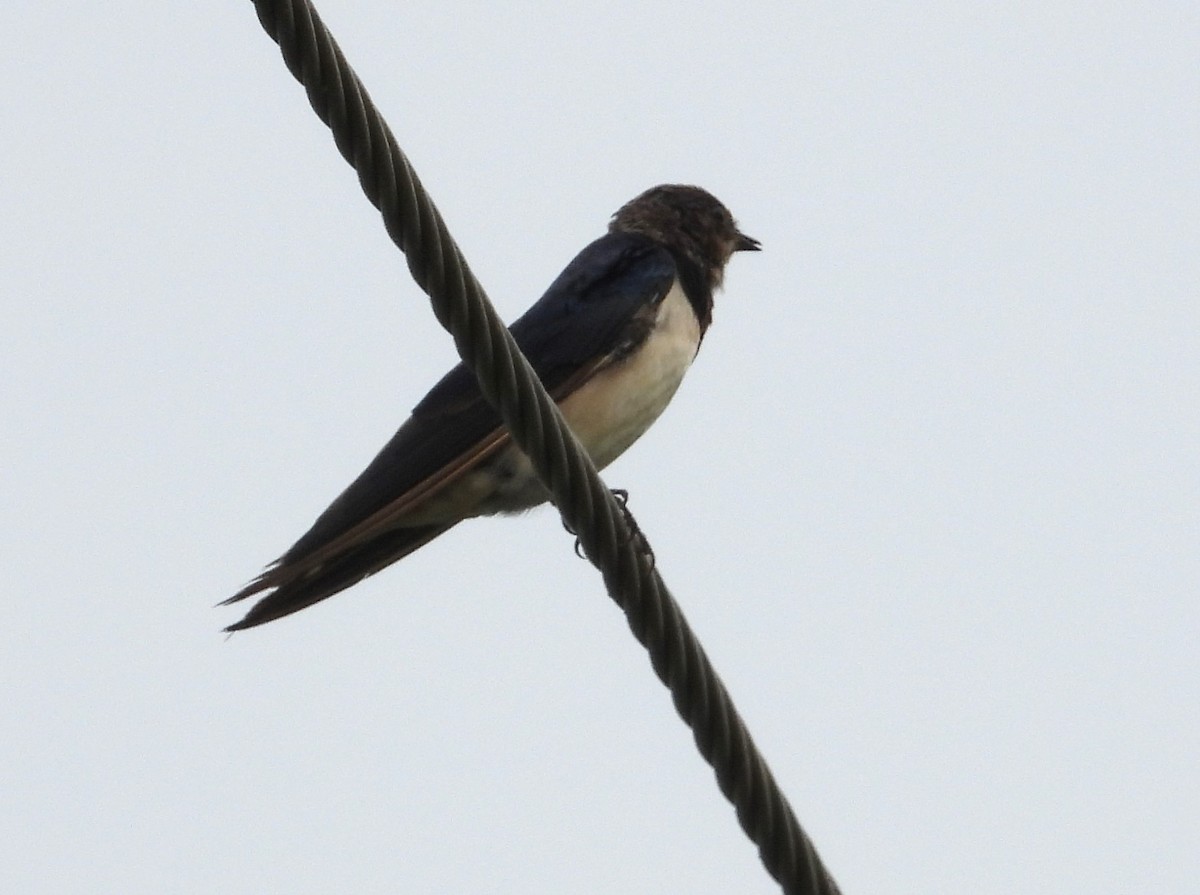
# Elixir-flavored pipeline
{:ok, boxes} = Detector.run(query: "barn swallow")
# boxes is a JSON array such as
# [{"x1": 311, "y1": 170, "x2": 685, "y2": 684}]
[{"x1": 223, "y1": 184, "x2": 758, "y2": 630}]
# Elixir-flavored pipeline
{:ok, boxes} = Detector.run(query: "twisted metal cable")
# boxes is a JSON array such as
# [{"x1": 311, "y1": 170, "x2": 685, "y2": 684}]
[{"x1": 249, "y1": 2, "x2": 842, "y2": 892}]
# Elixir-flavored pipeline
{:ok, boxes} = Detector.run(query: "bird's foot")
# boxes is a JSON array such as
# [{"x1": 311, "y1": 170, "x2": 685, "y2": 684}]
[{"x1": 561, "y1": 489, "x2": 655, "y2": 569}]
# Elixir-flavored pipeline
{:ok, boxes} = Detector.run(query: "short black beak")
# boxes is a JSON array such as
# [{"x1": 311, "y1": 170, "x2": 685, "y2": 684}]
[{"x1": 735, "y1": 232, "x2": 761, "y2": 252}]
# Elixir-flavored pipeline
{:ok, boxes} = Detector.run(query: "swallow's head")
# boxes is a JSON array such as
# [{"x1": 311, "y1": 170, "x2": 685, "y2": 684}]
[{"x1": 609, "y1": 184, "x2": 759, "y2": 289}]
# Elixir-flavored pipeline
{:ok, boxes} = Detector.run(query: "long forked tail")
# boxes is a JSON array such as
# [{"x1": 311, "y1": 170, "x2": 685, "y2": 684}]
[{"x1": 221, "y1": 523, "x2": 456, "y2": 631}]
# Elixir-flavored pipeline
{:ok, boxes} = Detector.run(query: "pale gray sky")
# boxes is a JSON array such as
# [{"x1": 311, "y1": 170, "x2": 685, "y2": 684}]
[{"x1": 3, "y1": 2, "x2": 1197, "y2": 892}]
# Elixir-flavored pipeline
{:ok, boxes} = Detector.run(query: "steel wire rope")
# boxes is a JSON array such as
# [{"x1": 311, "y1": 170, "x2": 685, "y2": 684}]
[{"x1": 246, "y1": 2, "x2": 842, "y2": 892}]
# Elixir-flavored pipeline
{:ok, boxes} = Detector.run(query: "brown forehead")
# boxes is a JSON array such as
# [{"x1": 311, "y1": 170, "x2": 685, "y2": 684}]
[{"x1": 619, "y1": 187, "x2": 734, "y2": 233}]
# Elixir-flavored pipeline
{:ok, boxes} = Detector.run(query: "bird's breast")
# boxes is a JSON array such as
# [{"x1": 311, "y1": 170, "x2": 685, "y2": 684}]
[{"x1": 557, "y1": 279, "x2": 701, "y2": 469}]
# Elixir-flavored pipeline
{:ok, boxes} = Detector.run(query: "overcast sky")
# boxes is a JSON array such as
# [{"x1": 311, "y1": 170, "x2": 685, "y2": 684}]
[{"x1": 2, "y1": 2, "x2": 1197, "y2": 892}]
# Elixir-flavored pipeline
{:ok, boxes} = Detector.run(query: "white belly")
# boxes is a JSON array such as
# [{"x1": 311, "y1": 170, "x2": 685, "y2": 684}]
[
  {"x1": 405, "y1": 281, "x2": 702, "y2": 522},
  {"x1": 558, "y1": 280, "x2": 701, "y2": 469}
]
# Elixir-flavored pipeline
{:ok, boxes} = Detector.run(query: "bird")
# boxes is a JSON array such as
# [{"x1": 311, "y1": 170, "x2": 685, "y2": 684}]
[{"x1": 222, "y1": 184, "x2": 759, "y2": 630}]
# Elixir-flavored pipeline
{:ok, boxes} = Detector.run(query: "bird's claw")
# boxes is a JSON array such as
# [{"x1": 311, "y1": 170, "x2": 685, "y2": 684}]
[{"x1": 562, "y1": 489, "x2": 655, "y2": 569}]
